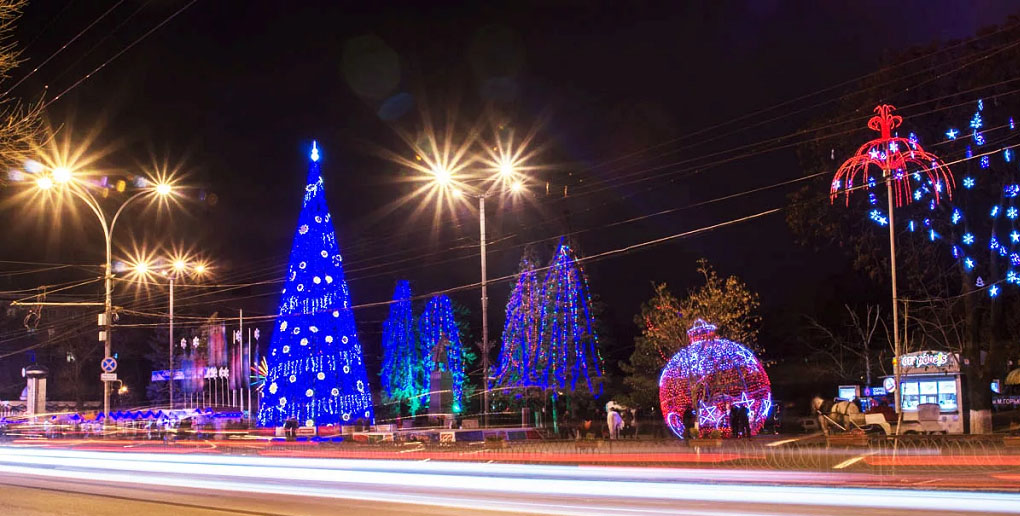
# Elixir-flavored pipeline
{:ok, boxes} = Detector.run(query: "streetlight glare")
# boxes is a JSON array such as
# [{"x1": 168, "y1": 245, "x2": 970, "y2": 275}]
[
  {"x1": 155, "y1": 183, "x2": 173, "y2": 196},
  {"x1": 511, "y1": 181, "x2": 524, "y2": 194},
  {"x1": 134, "y1": 261, "x2": 151, "y2": 275},
  {"x1": 433, "y1": 166, "x2": 452, "y2": 187},
  {"x1": 499, "y1": 160, "x2": 515, "y2": 178},
  {"x1": 35, "y1": 176, "x2": 53, "y2": 190},
  {"x1": 193, "y1": 263, "x2": 208, "y2": 275},
  {"x1": 52, "y1": 167, "x2": 72, "y2": 184},
  {"x1": 173, "y1": 259, "x2": 187, "y2": 272}
]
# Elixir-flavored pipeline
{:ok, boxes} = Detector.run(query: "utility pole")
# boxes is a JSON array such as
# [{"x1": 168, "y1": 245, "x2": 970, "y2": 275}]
[{"x1": 479, "y1": 194, "x2": 490, "y2": 428}]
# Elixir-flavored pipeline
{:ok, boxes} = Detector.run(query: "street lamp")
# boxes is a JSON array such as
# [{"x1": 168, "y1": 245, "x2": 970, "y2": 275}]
[
  {"x1": 424, "y1": 158, "x2": 528, "y2": 427},
  {"x1": 128, "y1": 254, "x2": 210, "y2": 411},
  {"x1": 26, "y1": 165, "x2": 176, "y2": 424}
]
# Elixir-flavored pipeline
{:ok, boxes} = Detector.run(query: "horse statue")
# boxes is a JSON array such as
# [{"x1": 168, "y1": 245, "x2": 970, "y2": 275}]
[{"x1": 811, "y1": 396, "x2": 860, "y2": 435}]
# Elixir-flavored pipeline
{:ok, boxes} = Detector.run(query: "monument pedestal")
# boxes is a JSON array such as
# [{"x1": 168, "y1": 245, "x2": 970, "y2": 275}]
[{"x1": 429, "y1": 370, "x2": 453, "y2": 426}]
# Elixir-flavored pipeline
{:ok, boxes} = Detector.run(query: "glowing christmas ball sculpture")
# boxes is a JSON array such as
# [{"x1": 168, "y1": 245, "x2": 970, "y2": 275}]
[{"x1": 659, "y1": 319, "x2": 771, "y2": 438}]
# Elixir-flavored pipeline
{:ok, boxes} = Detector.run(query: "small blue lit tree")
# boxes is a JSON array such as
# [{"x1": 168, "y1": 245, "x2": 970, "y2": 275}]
[
  {"x1": 257, "y1": 143, "x2": 374, "y2": 428},
  {"x1": 419, "y1": 295, "x2": 466, "y2": 414},
  {"x1": 492, "y1": 253, "x2": 541, "y2": 399},
  {"x1": 380, "y1": 280, "x2": 425, "y2": 416}
]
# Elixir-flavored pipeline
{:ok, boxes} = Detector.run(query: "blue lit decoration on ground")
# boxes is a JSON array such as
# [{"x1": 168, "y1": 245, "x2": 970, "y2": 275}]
[
  {"x1": 536, "y1": 242, "x2": 605, "y2": 395},
  {"x1": 863, "y1": 101, "x2": 1020, "y2": 297},
  {"x1": 419, "y1": 295, "x2": 466, "y2": 413},
  {"x1": 257, "y1": 142, "x2": 374, "y2": 427},
  {"x1": 380, "y1": 281, "x2": 426, "y2": 415},
  {"x1": 492, "y1": 254, "x2": 541, "y2": 397},
  {"x1": 658, "y1": 320, "x2": 772, "y2": 439}
]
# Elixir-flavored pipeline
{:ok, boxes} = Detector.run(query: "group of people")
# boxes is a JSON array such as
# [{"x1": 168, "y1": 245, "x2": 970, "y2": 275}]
[
  {"x1": 680, "y1": 401, "x2": 753, "y2": 438},
  {"x1": 727, "y1": 402, "x2": 752, "y2": 437}
]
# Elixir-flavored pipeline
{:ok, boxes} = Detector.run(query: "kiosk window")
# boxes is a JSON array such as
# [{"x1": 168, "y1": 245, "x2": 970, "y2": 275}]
[
  {"x1": 937, "y1": 380, "x2": 958, "y2": 411},
  {"x1": 899, "y1": 377, "x2": 957, "y2": 412}
]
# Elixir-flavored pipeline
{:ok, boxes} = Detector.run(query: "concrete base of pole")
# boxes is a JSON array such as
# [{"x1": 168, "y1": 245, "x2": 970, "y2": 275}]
[{"x1": 969, "y1": 409, "x2": 993, "y2": 434}]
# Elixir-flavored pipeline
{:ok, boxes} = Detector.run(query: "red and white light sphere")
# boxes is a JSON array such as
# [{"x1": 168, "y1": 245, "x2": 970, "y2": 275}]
[{"x1": 659, "y1": 319, "x2": 771, "y2": 438}]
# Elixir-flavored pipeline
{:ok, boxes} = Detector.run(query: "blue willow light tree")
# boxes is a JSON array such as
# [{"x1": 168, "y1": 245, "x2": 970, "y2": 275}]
[
  {"x1": 493, "y1": 242, "x2": 604, "y2": 431},
  {"x1": 492, "y1": 253, "x2": 541, "y2": 400},
  {"x1": 380, "y1": 281, "x2": 425, "y2": 416},
  {"x1": 419, "y1": 295, "x2": 466, "y2": 414},
  {"x1": 257, "y1": 143, "x2": 374, "y2": 428},
  {"x1": 537, "y1": 242, "x2": 605, "y2": 398}
]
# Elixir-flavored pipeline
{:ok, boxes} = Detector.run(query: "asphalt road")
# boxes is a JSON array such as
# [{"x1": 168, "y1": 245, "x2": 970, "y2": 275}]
[{"x1": 2, "y1": 447, "x2": 1020, "y2": 515}]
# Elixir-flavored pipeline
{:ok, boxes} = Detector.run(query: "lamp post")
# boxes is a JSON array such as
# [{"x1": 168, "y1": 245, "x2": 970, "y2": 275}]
[
  {"x1": 31, "y1": 168, "x2": 174, "y2": 425},
  {"x1": 431, "y1": 162, "x2": 526, "y2": 428},
  {"x1": 829, "y1": 105, "x2": 954, "y2": 430},
  {"x1": 130, "y1": 257, "x2": 209, "y2": 411}
]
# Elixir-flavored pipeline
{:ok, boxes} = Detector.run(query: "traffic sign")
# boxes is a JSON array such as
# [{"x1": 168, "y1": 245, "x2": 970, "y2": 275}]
[
  {"x1": 101, "y1": 357, "x2": 118, "y2": 373},
  {"x1": 101, "y1": 372, "x2": 117, "y2": 382}
]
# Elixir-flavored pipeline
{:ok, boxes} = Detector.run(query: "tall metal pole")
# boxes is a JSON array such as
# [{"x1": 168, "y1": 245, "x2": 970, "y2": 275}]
[
  {"x1": 238, "y1": 309, "x2": 243, "y2": 411},
  {"x1": 479, "y1": 194, "x2": 490, "y2": 428},
  {"x1": 885, "y1": 167, "x2": 903, "y2": 425},
  {"x1": 103, "y1": 233, "x2": 112, "y2": 427},
  {"x1": 247, "y1": 327, "x2": 252, "y2": 425},
  {"x1": 169, "y1": 276, "x2": 175, "y2": 411}
]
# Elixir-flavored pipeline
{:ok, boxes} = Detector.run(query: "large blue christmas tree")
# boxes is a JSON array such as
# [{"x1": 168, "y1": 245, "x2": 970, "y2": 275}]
[{"x1": 257, "y1": 143, "x2": 374, "y2": 427}]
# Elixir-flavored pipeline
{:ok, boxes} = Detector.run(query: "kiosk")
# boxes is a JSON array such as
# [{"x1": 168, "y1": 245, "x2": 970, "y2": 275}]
[{"x1": 886, "y1": 350, "x2": 963, "y2": 434}]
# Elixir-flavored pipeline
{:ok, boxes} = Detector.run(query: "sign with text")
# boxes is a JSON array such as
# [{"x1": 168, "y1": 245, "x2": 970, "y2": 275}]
[{"x1": 898, "y1": 351, "x2": 959, "y2": 374}]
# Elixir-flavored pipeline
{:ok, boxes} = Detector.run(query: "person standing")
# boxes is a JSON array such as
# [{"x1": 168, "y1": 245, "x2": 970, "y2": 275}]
[
  {"x1": 608, "y1": 410, "x2": 623, "y2": 440},
  {"x1": 739, "y1": 405, "x2": 752, "y2": 437},
  {"x1": 682, "y1": 408, "x2": 696, "y2": 439}
]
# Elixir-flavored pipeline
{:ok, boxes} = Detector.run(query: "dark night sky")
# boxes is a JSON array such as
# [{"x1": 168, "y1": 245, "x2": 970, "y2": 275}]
[{"x1": 1, "y1": 1, "x2": 1018, "y2": 392}]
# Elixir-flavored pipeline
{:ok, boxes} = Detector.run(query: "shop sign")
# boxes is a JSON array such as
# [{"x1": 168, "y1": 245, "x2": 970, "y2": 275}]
[
  {"x1": 993, "y1": 395, "x2": 1020, "y2": 408},
  {"x1": 900, "y1": 351, "x2": 950, "y2": 368}
]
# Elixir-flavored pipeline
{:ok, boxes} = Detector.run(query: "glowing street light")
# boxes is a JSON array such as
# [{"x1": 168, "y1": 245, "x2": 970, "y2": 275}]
[
  {"x1": 17, "y1": 162, "x2": 184, "y2": 423},
  {"x1": 432, "y1": 166, "x2": 452, "y2": 187},
  {"x1": 499, "y1": 159, "x2": 515, "y2": 178},
  {"x1": 410, "y1": 142, "x2": 533, "y2": 427},
  {"x1": 52, "y1": 167, "x2": 72, "y2": 184},
  {"x1": 125, "y1": 252, "x2": 211, "y2": 411}
]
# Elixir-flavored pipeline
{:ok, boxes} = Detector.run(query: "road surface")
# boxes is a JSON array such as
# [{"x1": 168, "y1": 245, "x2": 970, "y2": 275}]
[{"x1": 1, "y1": 447, "x2": 1020, "y2": 515}]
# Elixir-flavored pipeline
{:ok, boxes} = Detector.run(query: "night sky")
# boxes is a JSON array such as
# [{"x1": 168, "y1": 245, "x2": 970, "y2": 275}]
[{"x1": 1, "y1": 1, "x2": 1018, "y2": 396}]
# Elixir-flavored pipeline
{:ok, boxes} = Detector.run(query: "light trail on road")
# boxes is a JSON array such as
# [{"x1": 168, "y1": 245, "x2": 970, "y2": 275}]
[{"x1": 1, "y1": 446, "x2": 1020, "y2": 515}]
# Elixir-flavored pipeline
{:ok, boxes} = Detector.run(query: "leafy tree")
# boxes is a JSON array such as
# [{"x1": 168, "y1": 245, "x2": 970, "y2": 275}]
[{"x1": 622, "y1": 259, "x2": 760, "y2": 409}]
